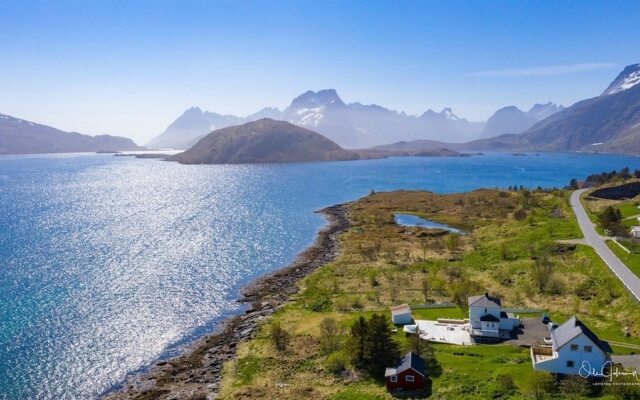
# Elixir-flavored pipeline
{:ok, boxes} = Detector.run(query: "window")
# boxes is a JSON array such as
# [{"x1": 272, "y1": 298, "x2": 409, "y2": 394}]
[
  {"x1": 406, "y1": 375, "x2": 415, "y2": 382},
  {"x1": 584, "y1": 345, "x2": 593, "y2": 353},
  {"x1": 570, "y1": 344, "x2": 579, "y2": 351},
  {"x1": 567, "y1": 360, "x2": 574, "y2": 368},
  {"x1": 390, "y1": 375, "x2": 397, "y2": 383}
]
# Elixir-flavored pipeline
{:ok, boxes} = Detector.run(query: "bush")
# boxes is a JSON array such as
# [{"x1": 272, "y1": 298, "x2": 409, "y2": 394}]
[
  {"x1": 269, "y1": 321, "x2": 290, "y2": 352},
  {"x1": 558, "y1": 375, "x2": 591, "y2": 399},
  {"x1": 325, "y1": 352, "x2": 348, "y2": 375},
  {"x1": 526, "y1": 371, "x2": 555, "y2": 400},
  {"x1": 320, "y1": 317, "x2": 341, "y2": 355},
  {"x1": 303, "y1": 287, "x2": 332, "y2": 311},
  {"x1": 490, "y1": 373, "x2": 516, "y2": 398},
  {"x1": 514, "y1": 208, "x2": 527, "y2": 221},
  {"x1": 575, "y1": 278, "x2": 598, "y2": 300},
  {"x1": 445, "y1": 233, "x2": 461, "y2": 252}
]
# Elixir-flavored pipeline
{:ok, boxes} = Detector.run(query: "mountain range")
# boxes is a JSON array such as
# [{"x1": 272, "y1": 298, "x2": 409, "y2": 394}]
[
  {"x1": 0, "y1": 113, "x2": 142, "y2": 155},
  {"x1": 460, "y1": 63, "x2": 640, "y2": 152},
  {"x1": 478, "y1": 103, "x2": 564, "y2": 138},
  {"x1": 148, "y1": 90, "x2": 563, "y2": 150},
  {"x1": 3, "y1": 63, "x2": 639, "y2": 156}
]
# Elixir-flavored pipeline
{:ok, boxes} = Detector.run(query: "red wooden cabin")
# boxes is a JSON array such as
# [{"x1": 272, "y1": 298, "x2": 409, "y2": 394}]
[{"x1": 384, "y1": 352, "x2": 426, "y2": 391}]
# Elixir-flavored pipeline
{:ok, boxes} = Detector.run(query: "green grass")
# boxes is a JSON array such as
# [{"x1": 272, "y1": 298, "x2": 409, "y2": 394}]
[
  {"x1": 219, "y1": 189, "x2": 640, "y2": 399},
  {"x1": 607, "y1": 240, "x2": 640, "y2": 279},
  {"x1": 617, "y1": 202, "x2": 640, "y2": 218},
  {"x1": 410, "y1": 307, "x2": 466, "y2": 321},
  {"x1": 329, "y1": 389, "x2": 385, "y2": 400},
  {"x1": 234, "y1": 355, "x2": 266, "y2": 386}
]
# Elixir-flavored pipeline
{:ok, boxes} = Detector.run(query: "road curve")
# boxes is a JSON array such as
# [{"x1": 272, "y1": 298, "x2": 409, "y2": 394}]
[{"x1": 570, "y1": 189, "x2": 640, "y2": 302}]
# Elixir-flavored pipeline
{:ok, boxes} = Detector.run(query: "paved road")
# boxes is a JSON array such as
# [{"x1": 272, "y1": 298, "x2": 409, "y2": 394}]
[{"x1": 570, "y1": 189, "x2": 640, "y2": 302}]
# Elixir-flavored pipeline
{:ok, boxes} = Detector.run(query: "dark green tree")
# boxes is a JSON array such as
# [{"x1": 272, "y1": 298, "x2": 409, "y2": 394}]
[
  {"x1": 569, "y1": 178, "x2": 579, "y2": 190},
  {"x1": 364, "y1": 314, "x2": 400, "y2": 375},
  {"x1": 346, "y1": 316, "x2": 368, "y2": 369}
]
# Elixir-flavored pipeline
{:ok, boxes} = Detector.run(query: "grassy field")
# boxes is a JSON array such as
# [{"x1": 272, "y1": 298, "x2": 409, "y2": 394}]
[
  {"x1": 217, "y1": 189, "x2": 640, "y2": 399},
  {"x1": 582, "y1": 187, "x2": 640, "y2": 280},
  {"x1": 607, "y1": 240, "x2": 640, "y2": 279}
]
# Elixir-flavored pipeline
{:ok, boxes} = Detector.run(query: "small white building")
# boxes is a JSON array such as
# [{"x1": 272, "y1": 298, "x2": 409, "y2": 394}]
[
  {"x1": 468, "y1": 293, "x2": 520, "y2": 339},
  {"x1": 390, "y1": 304, "x2": 412, "y2": 325},
  {"x1": 630, "y1": 226, "x2": 640, "y2": 238},
  {"x1": 531, "y1": 316, "x2": 610, "y2": 375}
]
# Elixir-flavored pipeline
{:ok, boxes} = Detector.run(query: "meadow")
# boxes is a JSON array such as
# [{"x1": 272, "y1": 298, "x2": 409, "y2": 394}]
[{"x1": 218, "y1": 188, "x2": 640, "y2": 399}]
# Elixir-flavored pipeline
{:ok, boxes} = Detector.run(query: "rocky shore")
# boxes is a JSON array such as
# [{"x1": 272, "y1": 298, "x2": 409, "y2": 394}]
[{"x1": 103, "y1": 204, "x2": 350, "y2": 400}]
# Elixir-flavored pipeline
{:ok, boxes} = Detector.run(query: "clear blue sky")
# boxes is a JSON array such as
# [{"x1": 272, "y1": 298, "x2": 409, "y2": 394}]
[{"x1": 0, "y1": 0, "x2": 638, "y2": 143}]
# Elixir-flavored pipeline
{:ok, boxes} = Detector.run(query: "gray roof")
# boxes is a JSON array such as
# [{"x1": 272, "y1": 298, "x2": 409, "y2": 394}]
[
  {"x1": 551, "y1": 316, "x2": 606, "y2": 353},
  {"x1": 468, "y1": 292, "x2": 502, "y2": 308},
  {"x1": 387, "y1": 352, "x2": 426, "y2": 377}
]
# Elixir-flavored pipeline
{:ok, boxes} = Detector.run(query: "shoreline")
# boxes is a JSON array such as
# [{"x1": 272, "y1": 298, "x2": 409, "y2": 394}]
[{"x1": 104, "y1": 203, "x2": 350, "y2": 400}]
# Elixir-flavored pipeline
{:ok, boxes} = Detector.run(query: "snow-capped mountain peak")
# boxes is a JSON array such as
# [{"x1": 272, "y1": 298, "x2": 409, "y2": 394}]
[{"x1": 602, "y1": 63, "x2": 640, "y2": 96}]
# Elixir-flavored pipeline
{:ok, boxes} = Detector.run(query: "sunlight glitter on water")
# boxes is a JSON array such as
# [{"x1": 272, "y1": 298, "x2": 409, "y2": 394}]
[{"x1": 3, "y1": 152, "x2": 640, "y2": 399}]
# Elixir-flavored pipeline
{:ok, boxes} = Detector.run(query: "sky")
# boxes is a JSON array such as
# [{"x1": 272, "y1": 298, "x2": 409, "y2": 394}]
[{"x1": 0, "y1": 0, "x2": 638, "y2": 144}]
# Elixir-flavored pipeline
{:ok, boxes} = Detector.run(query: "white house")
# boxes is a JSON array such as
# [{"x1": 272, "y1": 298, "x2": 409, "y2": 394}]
[
  {"x1": 468, "y1": 293, "x2": 520, "y2": 339},
  {"x1": 390, "y1": 304, "x2": 412, "y2": 325},
  {"x1": 630, "y1": 226, "x2": 640, "y2": 238},
  {"x1": 531, "y1": 316, "x2": 610, "y2": 375}
]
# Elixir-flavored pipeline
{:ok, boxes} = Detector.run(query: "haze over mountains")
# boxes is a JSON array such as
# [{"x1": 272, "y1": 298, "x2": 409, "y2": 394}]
[
  {"x1": 3, "y1": 63, "x2": 640, "y2": 156},
  {"x1": 479, "y1": 103, "x2": 563, "y2": 138},
  {"x1": 0, "y1": 113, "x2": 141, "y2": 155},
  {"x1": 148, "y1": 90, "x2": 562, "y2": 150},
  {"x1": 460, "y1": 63, "x2": 640, "y2": 152}
]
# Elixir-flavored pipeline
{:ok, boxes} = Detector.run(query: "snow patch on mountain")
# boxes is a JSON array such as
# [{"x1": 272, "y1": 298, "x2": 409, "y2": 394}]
[
  {"x1": 292, "y1": 106, "x2": 325, "y2": 127},
  {"x1": 602, "y1": 63, "x2": 640, "y2": 96}
]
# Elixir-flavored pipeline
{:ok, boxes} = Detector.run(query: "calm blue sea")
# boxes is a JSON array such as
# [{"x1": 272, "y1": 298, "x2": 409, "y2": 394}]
[{"x1": 0, "y1": 152, "x2": 638, "y2": 399}]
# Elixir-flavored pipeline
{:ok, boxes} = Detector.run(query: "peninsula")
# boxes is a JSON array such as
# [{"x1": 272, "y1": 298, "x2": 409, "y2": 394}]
[{"x1": 106, "y1": 185, "x2": 640, "y2": 399}]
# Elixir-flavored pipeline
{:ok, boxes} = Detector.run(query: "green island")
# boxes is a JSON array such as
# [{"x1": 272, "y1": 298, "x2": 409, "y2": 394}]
[{"x1": 216, "y1": 188, "x2": 640, "y2": 399}]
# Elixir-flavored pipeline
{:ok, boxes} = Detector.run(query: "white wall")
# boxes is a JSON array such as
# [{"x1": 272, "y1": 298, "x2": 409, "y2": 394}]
[
  {"x1": 469, "y1": 305, "x2": 500, "y2": 329},
  {"x1": 535, "y1": 334, "x2": 609, "y2": 375}
]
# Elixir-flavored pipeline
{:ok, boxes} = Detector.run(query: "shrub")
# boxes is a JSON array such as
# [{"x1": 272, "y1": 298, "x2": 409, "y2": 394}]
[
  {"x1": 490, "y1": 373, "x2": 516, "y2": 398},
  {"x1": 325, "y1": 352, "x2": 348, "y2": 375},
  {"x1": 303, "y1": 287, "x2": 332, "y2": 311},
  {"x1": 526, "y1": 371, "x2": 555, "y2": 400},
  {"x1": 530, "y1": 249, "x2": 554, "y2": 292},
  {"x1": 445, "y1": 233, "x2": 461, "y2": 252},
  {"x1": 269, "y1": 321, "x2": 290, "y2": 352},
  {"x1": 320, "y1": 317, "x2": 341, "y2": 355},
  {"x1": 350, "y1": 297, "x2": 364, "y2": 309},
  {"x1": 558, "y1": 375, "x2": 591, "y2": 399},
  {"x1": 513, "y1": 208, "x2": 527, "y2": 221}
]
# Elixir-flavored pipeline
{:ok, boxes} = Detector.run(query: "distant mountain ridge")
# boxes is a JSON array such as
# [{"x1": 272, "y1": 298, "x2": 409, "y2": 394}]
[
  {"x1": 0, "y1": 113, "x2": 141, "y2": 155},
  {"x1": 461, "y1": 63, "x2": 640, "y2": 153},
  {"x1": 148, "y1": 89, "x2": 492, "y2": 149},
  {"x1": 479, "y1": 102, "x2": 563, "y2": 138}
]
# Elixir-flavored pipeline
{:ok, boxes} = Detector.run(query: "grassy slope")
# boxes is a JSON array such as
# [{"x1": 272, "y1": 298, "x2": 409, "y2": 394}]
[
  {"x1": 218, "y1": 189, "x2": 639, "y2": 400},
  {"x1": 607, "y1": 241, "x2": 640, "y2": 279},
  {"x1": 582, "y1": 191, "x2": 640, "y2": 279}
]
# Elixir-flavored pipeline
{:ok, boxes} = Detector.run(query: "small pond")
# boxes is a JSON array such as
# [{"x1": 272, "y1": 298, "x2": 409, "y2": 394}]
[{"x1": 393, "y1": 213, "x2": 465, "y2": 234}]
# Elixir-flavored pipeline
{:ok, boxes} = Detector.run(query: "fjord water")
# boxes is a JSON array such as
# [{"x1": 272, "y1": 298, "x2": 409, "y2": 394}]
[{"x1": 1, "y1": 152, "x2": 640, "y2": 399}]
